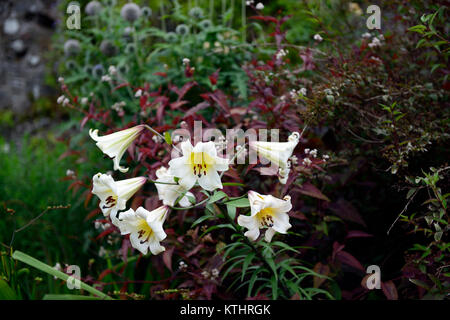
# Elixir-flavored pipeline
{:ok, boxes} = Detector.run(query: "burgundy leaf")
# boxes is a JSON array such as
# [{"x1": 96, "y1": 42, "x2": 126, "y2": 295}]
[
  {"x1": 329, "y1": 198, "x2": 367, "y2": 227},
  {"x1": 296, "y1": 182, "x2": 330, "y2": 201},
  {"x1": 336, "y1": 250, "x2": 365, "y2": 272},
  {"x1": 183, "y1": 101, "x2": 210, "y2": 118},
  {"x1": 381, "y1": 281, "x2": 398, "y2": 300},
  {"x1": 346, "y1": 230, "x2": 374, "y2": 239},
  {"x1": 162, "y1": 246, "x2": 174, "y2": 272}
]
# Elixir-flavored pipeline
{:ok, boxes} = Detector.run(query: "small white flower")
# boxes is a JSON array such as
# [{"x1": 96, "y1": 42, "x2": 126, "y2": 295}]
[
  {"x1": 111, "y1": 102, "x2": 125, "y2": 114},
  {"x1": 299, "y1": 87, "x2": 307, "y2": 96},
  {"x1": 238, "y1": 191, "x2": 292, "y2": 242},
  {"x1": 135, "y1": 89, "x2": 142, "y2": 97},
  {"x1": 406, "y1": 142, "x2": 413, "y2": 151},
  {"x1": 66, "y1": 169, "x2": 75, "y2": 177},
  {"x1": 276, "y1": 49, "x2": 287, "y2": 60},
  {"x1": 309, "y1": 149, "x2": 318, "y2": 158},
  {"x1": 304, "y1": 148, "x2": 310, "y2": 154},
  {"x1": 89, "y1": 125, "x2": 145, "y2": 172},
  {"x1": 179, "y1": 261, "x2": 187, "y2": 270},
  {"x1": 249, "y1": 132, "x2": 300, "y2": 170},
  {"x1": 290, "y1": 155, "x2": 298, "y2": 165},
  {"x1": 290, "y1": 89, "x2": 298, "y2": 100},
  {"x1": 101, "y1": 75, "x2": 111, "y2": 82},
  {"x1": 99, "y1": 246, "x2": 107, "y2": 257},
  {"x1": 58, "y1": 77, "x2": 64, "y2": 83},
  {"x1": 370, "y1": 56, "x2": 382, "y2": 63},
  {"x1": 168, "y1": 140, "x2": 229, "y2": 191},
  {"x1": 62, "y1": 98, "x2": 70, "y2": 106},
  {"x1": 81, "y1": 97, "x2": 89, "y2": 105},
  {"x1": 362, "y1": 32, "x2": 372, "y2": 39},
  {"x1": 57, "y1": 95, "x2": 65, "y2": 104},
  {"x1": 152, "y1": 135, "x2": 163, "y2": 143},
  {"x1": 256, "y1": 3, "x2": 264, "y2": 10},
  {"x1": 211, "y1": 268, "x2": 219, "y2": 278},
  {"x1": 182, "y1": 58, "x2": 190, "y2": 65},
  {"x1": 314, "y1": 34, "x2": 323, "y2": 42},
  {"x1": 92, "y1": 173, "x2": 146, "y2": 225},
  {"x1": 108, "y1": 65, "x2": 117, "y2": 75},
  {"x1": 116, "y1": 206, "x2": 169, "y2": 255},
  {"x1": 302, "y1": 157, "x2": 312, "y2": 166},
  {"x1": 368, "y1": 37, "x2": 381, "y2": 48},
  {"x1": 323, "y1": 154, "x2": 330, "y2": 160},
  {"x1": 155, "y1": 166, "x2": 195, "y2": 207}
]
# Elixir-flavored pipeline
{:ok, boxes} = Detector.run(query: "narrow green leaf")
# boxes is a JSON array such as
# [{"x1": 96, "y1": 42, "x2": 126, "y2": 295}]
[
  {"x1": 227, "y1": 205, "x2": 237, "y2": 220},
  {"x1": 191, "y1": 214, "x2": 214, "y2": 228},
  {"x1": 43, "y1": 294, "x2": 101, "y2": 300},
  {"x1": 12, "y1": 250, "x2": 112, "y2": 300},
  {"x1": 222, "y1": 182, "x2": 245, "y2": 187},
  {"x1": 241, "y1": 252, "x2": 256, "y2": 281},
  {"x1": 164, "y1": 132, "x2": 172, "y2": 145},
  {"x1": 271, "y1": 275, "x2": 278, "y2": 299},
  {"x1": 208, "y1": 191, "x2": 228, "y2": 204},
  {"x1": 225, "y1": 198, "x2": 250, "y2": 208}
]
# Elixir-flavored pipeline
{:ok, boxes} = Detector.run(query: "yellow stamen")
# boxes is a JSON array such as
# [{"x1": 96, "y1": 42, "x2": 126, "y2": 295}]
[
  {"x1": 256, "y1": 207, "x2": 275, "y2": 228},
  {"x1": 137, "y1": 220, "x2": 153, "y2": 244},
  {"x1": 189, "y1": 152, "x2": 214, "y2": 177}
]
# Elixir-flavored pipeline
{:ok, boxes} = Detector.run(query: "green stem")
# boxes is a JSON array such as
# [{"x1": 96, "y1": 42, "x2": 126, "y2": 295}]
[
  {"x1": 169, "y1": 197, "x2": 209, "y2": 211},
  {"x1": 143, "y1": 125, "x2": 181, "y2": 153},
  {"x1": 148, "y1": 179, "x2": 178, "y2": 186}
]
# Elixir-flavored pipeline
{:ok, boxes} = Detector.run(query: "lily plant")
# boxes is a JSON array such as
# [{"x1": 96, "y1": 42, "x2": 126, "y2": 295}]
[{"x1": 89, "y1": 123, "x2": 305, "y2": 258}]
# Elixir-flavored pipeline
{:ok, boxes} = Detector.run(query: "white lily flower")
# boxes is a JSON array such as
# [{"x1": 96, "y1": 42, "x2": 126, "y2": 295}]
[
  {"x1": 155, "y1": 166, "x2": 195, "y2": 207},
  {"x1": 89, "y1": 125, "x2": 145, "y2": 172},
  {"x1": 238, "y1": 191, "x2": 292, "y2": 242},
  {"x1": 92, "y1": 173, "x2": 147, "y2": 225},
  {"x1": 116, "y1": 206, "x2": 169, "y2": 255},
  {"x1": 249, "y1": 132, "x2": 300, "y2": 169},
  {"x1": 168, "y1": 140, "x2": 229, "y2": 191},
  {"x1": 314, "y1": 34, "x2": 323, "y2": 42}
]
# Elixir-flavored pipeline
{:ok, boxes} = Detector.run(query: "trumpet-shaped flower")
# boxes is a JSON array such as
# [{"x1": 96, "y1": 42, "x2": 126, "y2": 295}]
[
  {"x1": 116, "y1": 206, "x2": 169, "y2": 255},
  {"x1": 168, "y1": 140, "x2": 229, "y2": 191},
  {"x1": 92, "y1": 173, "x2": 146, "y2": 225},
  {"x1": 155, "y1": 167, "x2": 195, "y2": 207},
  {"x1": 237, "y1": 191, "x2": 292, "y2": 242},
  {"x1": 249, "y1": 132, "x2": 300, "y2": 169},
  {"x1": 89, "y1": 125, "x2": 144, "y2": 172}
]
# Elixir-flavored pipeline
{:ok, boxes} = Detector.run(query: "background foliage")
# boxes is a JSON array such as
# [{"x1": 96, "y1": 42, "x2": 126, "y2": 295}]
[{"x1": 0, "y1": 0, "x2": 448, "y2": 300}]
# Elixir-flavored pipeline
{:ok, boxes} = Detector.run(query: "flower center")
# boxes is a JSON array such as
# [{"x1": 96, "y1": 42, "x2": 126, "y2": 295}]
[
  {"x1": 256, "y1": 207, "x2": 275, "y2": 227},
  {"x1": 190, "y1": 152, "x2": 214, "y2": 178},
  {"x1": 137, "y1": 220, "x2": 153, "y2": 244},
  {"x1": 103, "y1": 195, "x2": 118, "y2": 209}
]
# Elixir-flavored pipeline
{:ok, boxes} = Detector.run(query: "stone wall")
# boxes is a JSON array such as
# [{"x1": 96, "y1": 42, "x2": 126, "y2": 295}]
[{"x1": 0, "y1": 0, "x2": 59, "y2": 136}]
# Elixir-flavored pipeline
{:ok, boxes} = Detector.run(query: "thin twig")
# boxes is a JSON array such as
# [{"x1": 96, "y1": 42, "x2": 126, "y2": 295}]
[{"x1": 387, "y1": 190, "x2": 419, "y2": 235}]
